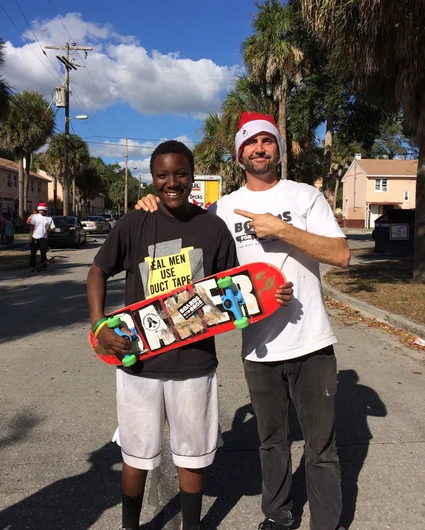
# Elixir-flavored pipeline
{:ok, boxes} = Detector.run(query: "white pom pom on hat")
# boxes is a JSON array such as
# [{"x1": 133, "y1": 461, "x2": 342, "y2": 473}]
[{"x1": 235, "y1": 111, "x2": 284, "y2": 168}]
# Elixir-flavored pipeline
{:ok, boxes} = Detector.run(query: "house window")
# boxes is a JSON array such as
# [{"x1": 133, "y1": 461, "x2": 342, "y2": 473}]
[
  {"x1": 404, "y1": 191, "x2": 409, "y2": 201},
  {"x1": 30, "y1": 179, "x2": 34, "y2": 192},
  {"x1": 7, "y1": 173, "x2": 12, "y2": 187},
  {"x1": 375, "y1": 178, "x2": 388, "y2": 192},
  {"x1": 13, "y1": 175, "x2": 17, "y2": 188},
  {"x1": 37, "y1": 181, "x2": 42, "y2": 192}
]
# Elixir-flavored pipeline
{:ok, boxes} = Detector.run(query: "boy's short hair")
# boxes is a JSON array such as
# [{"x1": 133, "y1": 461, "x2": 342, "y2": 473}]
[{"x1": 150, "y1": 140, "x2": 194, "y2": 175}]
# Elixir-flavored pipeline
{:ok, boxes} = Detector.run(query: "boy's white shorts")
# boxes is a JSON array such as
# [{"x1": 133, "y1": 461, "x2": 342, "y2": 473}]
[{"x1": 113, "y1": 368, "x2": 222, "y2": 470}]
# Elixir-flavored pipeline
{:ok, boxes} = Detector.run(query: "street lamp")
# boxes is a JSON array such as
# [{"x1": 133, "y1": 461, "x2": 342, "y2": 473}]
[{"x1": 65, "y1": 114, "x2": 89, "y2": 215}]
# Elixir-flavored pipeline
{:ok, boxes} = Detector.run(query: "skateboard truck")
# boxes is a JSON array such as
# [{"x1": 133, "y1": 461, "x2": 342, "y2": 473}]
[
  {"x1": 217, "y1": 277, "x2": 249, "y2": 329},
  {"x1": 107, "y1": 316, "x2": 141, "y2": 367}
]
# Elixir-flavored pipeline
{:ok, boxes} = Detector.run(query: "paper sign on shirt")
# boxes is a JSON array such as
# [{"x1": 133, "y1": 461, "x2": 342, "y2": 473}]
[{"x1": 144, "y1": 246, "x2": 194, "y2": 298}]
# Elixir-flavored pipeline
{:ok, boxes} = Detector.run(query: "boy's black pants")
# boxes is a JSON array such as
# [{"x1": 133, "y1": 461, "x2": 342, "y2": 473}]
[
  {"x1": 30, "y1": 237, "x2": 48, "y2": 269},
  {"x1": 243, "y1": 346, "x2": 342, "y2": 530}
]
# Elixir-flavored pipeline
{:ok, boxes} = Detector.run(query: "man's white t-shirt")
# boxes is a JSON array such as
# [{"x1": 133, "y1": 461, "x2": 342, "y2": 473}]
[
  {"x1": 212, "y1": 180, "x2": 345, "y2": 362},
  {"x1": 30, "y1": 213, "x2": 55, "y2": 239}
]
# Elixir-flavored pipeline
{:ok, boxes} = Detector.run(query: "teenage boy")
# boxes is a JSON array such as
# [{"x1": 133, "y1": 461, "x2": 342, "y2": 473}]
[{"x1": 88, "y1": 141, "x2": 244, "y2": 530}]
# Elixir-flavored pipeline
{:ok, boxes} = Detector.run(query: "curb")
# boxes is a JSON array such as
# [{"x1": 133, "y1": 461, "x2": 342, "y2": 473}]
[{"x1": 322, "y1": 279, "x2": 425, "y2": 339}]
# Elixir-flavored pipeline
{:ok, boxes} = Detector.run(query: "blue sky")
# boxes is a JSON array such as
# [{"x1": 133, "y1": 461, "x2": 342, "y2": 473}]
[{"x1": 1, "y1": 0, "x2": 260, "y2": 181}]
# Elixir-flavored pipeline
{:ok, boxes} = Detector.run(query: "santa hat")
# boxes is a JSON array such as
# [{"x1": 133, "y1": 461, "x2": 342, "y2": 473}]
[
  {"x1": 235, "y1": 112, "x2": 284, "y2": 168},
  {"x1": 37, "y1": 202, "x2": 48, "y2": 211}
]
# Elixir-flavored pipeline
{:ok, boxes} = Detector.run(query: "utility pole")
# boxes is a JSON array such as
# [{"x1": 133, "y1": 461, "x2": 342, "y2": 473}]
[
  {"x1": 45, "y1": 43, "x2": 92, "y2": 215},
  {"x1": 124, "y1": 138, "x2": 128, "y2": 214}
]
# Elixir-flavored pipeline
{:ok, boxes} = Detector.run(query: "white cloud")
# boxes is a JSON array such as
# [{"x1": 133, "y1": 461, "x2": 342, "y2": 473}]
[{"x1": 4, "y1": 13, "x2": 241, "y2": 117}]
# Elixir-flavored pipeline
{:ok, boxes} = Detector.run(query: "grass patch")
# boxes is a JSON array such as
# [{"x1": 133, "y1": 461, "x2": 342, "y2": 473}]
[{"x1": 325, "y1": 257, "x2": 425, "y2": 326}]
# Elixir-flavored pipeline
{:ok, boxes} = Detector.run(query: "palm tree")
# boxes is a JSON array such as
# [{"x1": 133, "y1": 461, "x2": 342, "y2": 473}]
[
  {"x1": 242, "y1": 0, "x2": 304, "y2": 179},
  {"x1": 44, "y1": 133, "x2": 90, "y2": 214},
  {"x1": 0, "y1": 91, "x2": 55, "y2": 223},
  {"x1": 301, "y1": 0, "x2": 425, "y2": 281},
  {"x1": 0, "y1": 38, "x2": 10, "y2": 122}
]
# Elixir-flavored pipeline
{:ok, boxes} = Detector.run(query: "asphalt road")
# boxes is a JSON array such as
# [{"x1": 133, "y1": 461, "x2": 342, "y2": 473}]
[{"x1": 0, "y1": 236, "x2": 423, "y2": 530}]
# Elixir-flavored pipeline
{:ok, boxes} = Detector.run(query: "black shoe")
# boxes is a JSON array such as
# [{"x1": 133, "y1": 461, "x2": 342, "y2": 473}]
[{"x1": 258, "y1": 516, "x2": 293, "y2": 529}]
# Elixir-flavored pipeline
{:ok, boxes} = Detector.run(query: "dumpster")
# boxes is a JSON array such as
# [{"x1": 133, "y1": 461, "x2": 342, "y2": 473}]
[{"x1": 372, "y1": 208, "x2": 415, "y2": 254}]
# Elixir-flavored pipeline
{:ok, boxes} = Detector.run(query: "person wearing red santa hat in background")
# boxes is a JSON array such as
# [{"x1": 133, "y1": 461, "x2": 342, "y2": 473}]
[
  {"x1": 135, "y1": 111, "x2": 350, "y2": 530},
  {"x1": 29, "y1": 202, "x2": 55, "y2": 271}
]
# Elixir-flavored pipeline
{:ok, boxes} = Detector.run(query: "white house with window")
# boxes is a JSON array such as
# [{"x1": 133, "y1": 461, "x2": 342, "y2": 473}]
[{"x1": 341, "y1": 157, "x2": 417, "y2": 228}]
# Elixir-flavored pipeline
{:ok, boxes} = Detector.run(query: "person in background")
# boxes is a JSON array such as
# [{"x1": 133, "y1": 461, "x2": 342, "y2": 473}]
[{"x1": 29, "y1": 202, "x2": 55, "y2": 271}]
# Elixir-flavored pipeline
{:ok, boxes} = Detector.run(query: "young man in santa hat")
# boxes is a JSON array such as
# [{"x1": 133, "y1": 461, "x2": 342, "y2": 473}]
[
  {"x1": 29, "y1": 202, "x2": 55, "y2": 271},
  {"x1": 136, "y1": 112, "x2": 350, "y2": 530}
]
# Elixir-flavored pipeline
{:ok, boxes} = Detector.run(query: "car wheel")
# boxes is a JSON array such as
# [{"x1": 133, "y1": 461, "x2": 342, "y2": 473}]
[
  {"x1": 75, "y1": 234, "x2": 81, "y2": 249},
  {"x1": 81, "y1": 232, "x2": 86, "y2": 246}
]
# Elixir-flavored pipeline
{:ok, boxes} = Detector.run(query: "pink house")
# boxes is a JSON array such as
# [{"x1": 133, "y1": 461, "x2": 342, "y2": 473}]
[{"x1": 341, "y1": 157, "x2": 417, "y2": 228}]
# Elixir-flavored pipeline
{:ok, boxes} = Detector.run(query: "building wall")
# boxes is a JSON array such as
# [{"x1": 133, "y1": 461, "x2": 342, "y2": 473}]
[
  {"x1": 342, "y1": 164, "x2": 367, "y2": 221},
  {"x1": 0, "y1": 167, "x2": 48, "y2": 219},
  {"x1": 365, "y1": 177, "x2": 416, "y2": 208}
]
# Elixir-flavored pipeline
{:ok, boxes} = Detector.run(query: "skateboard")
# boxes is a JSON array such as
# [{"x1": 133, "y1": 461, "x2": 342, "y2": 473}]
[
  {"x1": 32, "y1": 256, "x2": 55, "y2": 272},
  {"x1": 89, "y1": 262, "x2": 286, "y2": 367}
]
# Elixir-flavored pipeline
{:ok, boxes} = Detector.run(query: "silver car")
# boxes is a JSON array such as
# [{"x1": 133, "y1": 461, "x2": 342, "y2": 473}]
[
  {"x1": 97, "y1": 212, "x2": 117, "y2": 229},
  {"x1": 81, "y1": 215, "x2": 111, "y2": 234}
]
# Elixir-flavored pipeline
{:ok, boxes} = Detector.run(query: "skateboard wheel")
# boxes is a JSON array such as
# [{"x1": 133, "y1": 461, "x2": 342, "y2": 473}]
[
  {"x1": 234, "y1": 317, "x2": 249, "y2": 330},
  {"x1": 217, "y1": 276, "x2": 232, "y2": 289},
  {"x1": 122, "y1": 354, "x2": 137, "y2": 368},
  {"x1": 107, "y1": 316, "x2": 121, "y2": 328},
  {"x1": 122, "y1": 354, "x2": 137, "y2": 367}
]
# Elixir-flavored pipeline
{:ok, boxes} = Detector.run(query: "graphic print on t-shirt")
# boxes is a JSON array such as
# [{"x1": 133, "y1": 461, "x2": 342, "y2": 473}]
[
  {"x1": 135, "y1": 238, "x2": 212, "y2": 350},
  {"x1": 233, "y1": 210, "x2": 293, "y2": 251},
  {"x1": 139, "y1": 238, "x2": 205, "y2": 298}
]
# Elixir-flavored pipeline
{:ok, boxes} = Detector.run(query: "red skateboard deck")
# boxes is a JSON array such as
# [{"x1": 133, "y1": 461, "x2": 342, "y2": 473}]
[{"x1": 89, "y1": 262, "x2": 286, "y2": 365}]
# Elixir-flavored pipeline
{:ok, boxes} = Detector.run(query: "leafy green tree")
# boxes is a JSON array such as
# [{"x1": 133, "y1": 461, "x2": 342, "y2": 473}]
[
  {"x1": 242, "y1": 0, "x2": 305, "y2": 179},
  {"x1": 0, "y1": 38, "x2": 10, "y2": 122},
  {"x1": 0, "y1": 91, "x2": 55, "y2": 222},
  {"x1": 301, "y1": 0, "x2": 425, "y2": 280},
  {"x1": 44, "y1": 133, "x2": 90, "y2": 214}
]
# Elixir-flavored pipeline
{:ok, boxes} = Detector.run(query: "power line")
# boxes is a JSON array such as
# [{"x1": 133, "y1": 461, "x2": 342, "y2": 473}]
[
  {"x1": 14, "y1": 0, "x2": 65, "y2": 83},
  {"x1": 82, "y1": 135, "x2": 199, "y2": 144},
  {"x1": 0, "y1": 2, "x2": 63, "y2": 85}
]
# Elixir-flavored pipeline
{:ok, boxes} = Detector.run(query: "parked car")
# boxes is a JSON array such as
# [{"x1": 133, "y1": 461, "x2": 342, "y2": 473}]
[
  {"x1": 97, "y1": 212, "x2": 117, "y2": 229},
  {"x1": 48, "y1": 216, "x2": 87, "y2": 248},
  {"x1": 81, "y1": 216, "x2": 111, "y2": 234}
]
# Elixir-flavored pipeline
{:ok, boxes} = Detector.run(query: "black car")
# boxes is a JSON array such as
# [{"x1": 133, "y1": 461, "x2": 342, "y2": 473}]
[{"x1": 48, "y1": 216, "x2": 87, "y2": 248}]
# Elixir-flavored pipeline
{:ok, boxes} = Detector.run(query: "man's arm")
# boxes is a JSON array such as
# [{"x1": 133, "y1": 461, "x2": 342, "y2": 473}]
[
  {"x1": 87, "y1": 263, "x2": 131, "y2": 358},
  {"x1": 234, "y1": 209, "x2": 350, "y2": 268}
]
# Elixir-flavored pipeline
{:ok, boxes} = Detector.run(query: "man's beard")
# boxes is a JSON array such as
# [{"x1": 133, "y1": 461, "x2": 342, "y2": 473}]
[{"x1": 243, "y1": 157, "x2": 276, "y2": 176}]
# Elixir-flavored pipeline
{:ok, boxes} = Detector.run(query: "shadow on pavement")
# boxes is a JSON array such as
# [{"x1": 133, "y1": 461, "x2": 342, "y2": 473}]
[
  {"x1": 0, "y1": 273, "x2": 125, "y2": 343},
  {"x1": 0, "y1": 442, "x2": 122, "y2": 530},
  {"x1": 143, "y1": 370, "x2": 386, "y2": 529}
]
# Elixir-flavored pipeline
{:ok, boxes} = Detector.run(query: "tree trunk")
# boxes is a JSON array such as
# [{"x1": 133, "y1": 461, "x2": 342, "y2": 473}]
[
  {"x1": 18, "y1": 157, "x2": 24, "y2": 225},
  {"x1": 24, "y1": 154, "x2": 30, "y2": 218},
  {"x1": 321, "y1": 114, "x2": 334, "y2": 194},
  {"x1": 278, "y1": 88, "x2": 288, "y2": 180},
  {"x1": 413, "y1": 136, "x2": 425, "y2": 282},
  {"x1": 53, "y1": 176, "x2": 57, "y2": 214},
  {"x1": 333, "y1": 176, "x2": 340, "y2": 214}
]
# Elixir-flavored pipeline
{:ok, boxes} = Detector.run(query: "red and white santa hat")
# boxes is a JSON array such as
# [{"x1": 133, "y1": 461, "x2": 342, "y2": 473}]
[
  {"x1": 235, "y1": 111, "x2": 284, "y2": 168},
  {"x1": 37, "y1": 202, "x2": 48, "y2": 211}
]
